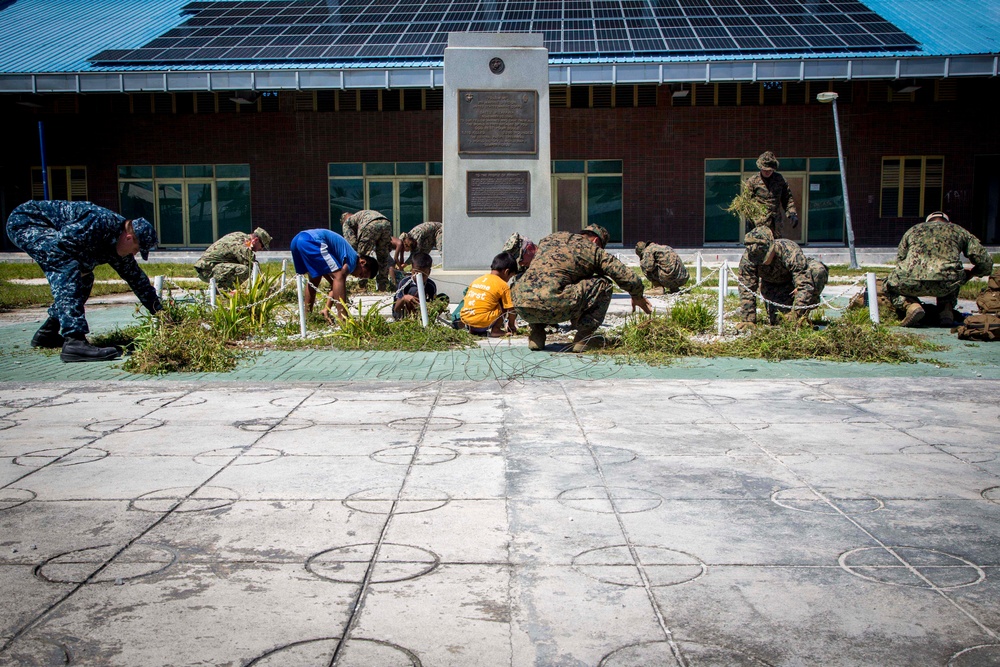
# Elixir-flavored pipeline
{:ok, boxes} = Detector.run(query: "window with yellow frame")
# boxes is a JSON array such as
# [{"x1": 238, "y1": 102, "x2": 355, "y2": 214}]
[
  {"x1": 880, "y1": 156, "x2": 944, "y2": 218},
  {"x1": 31, "y1": 166, "x2": 87, "y2": 201}
]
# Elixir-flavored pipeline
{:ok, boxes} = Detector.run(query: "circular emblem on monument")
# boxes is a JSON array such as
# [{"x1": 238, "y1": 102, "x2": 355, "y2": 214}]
[{"x1": 489, "y1": 57, "x2": 505, "y2": 74}]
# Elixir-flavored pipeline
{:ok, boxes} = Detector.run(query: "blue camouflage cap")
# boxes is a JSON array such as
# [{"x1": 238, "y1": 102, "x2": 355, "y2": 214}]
[{"x1": 131, "y1": 217, "x2": 158, "y2": 260}]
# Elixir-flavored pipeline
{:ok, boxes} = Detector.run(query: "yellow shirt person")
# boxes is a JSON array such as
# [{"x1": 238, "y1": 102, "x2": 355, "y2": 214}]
[{"x1": 459, "y1": 253, "x2": 518, "y2": 336}]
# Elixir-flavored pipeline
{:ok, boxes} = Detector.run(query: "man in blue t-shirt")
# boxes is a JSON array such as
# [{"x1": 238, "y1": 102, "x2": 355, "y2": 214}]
[{"x1": 290, "y1": 228, "x2": 378, "y2": 323}]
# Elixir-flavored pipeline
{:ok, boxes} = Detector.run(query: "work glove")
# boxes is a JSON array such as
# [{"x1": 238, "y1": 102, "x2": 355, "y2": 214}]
[
  {"x1": 788, "y1": 213, "x2": 800, "y2": 228},
  {"x1": 783, "y1": 310, "x2": 811, "y2": 328}
]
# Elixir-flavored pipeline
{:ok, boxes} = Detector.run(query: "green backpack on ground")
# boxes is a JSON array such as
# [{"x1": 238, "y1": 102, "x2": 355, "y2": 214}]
[{"x1": 955, "y1": 313, "x2": 1000, "y2": 342}]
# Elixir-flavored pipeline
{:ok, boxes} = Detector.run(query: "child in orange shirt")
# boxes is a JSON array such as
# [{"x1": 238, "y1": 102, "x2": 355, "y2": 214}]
[{"x1": 458, "y1": 252, "x2": 518, "y2": 337}]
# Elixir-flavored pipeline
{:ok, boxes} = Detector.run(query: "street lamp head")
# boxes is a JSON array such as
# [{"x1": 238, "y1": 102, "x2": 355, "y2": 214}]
[{"x1": 816, "y1": 91, "x2": 839, "y2": 103}]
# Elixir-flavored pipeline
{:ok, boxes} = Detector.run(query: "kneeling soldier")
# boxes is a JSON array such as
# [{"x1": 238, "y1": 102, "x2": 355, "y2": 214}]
[
  {"x1": 635, "y1": 241, "x2": 689, "y2": 294},
  {"x1": 738, "y1": 227, "x2": 828, "y2": 327}
]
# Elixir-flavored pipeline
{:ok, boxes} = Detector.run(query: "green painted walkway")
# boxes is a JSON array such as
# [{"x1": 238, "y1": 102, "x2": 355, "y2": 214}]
[{"x1": 2, "y1": 304, "x2": 998, "y2": 382}]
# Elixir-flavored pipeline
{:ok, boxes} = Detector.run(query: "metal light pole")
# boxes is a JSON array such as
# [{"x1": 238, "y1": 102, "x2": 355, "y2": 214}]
[{"x1": 817, "y1": 91, "x2": 858, "y2": 269}]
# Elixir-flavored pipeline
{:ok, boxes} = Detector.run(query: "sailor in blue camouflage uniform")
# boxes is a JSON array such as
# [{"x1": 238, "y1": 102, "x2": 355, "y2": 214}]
[
  {"x1": 6, "y1": 200, "x2": 161, "y2": 362},
  {"x1": 512, "y1": 224, "x2": 652, "y2": 352}
]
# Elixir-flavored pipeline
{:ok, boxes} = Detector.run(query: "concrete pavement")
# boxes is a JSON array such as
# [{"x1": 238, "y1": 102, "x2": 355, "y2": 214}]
[{"x1": 1, "y1": 378, "x2": 999, "y2": 667}]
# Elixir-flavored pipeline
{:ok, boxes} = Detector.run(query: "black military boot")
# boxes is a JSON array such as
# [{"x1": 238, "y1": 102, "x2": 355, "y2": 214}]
[
  {"x1": 60, "y1": 335, "x2": 121, "y2": 363},
  {"x1": 31, "y1": 316, "x2": 64, "y2": 349}
]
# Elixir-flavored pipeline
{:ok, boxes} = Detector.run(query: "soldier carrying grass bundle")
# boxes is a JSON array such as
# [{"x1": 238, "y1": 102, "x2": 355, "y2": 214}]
[{"x1": 743, "y1": 151, "x2": 799, "y2": 238}]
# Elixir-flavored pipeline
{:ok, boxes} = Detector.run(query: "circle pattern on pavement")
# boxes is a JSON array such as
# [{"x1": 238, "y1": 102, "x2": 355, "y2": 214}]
[
  {"x1": 669, "y1": 394, "x2": 737, "y2": 405},
  {"x1": 0, "y1": 397, "x2": 78, "y2": 409},
  {"x1": 136, "y1": 395, "x2": 207, "y2": 408},
  {"x1": 371, "y1": 446, "x2": 458, "y2": 466},
  {"x1": 14, "y1": 447, "x2": 109, "y2": 468},
  {"x1": 235, "y1": 417, "x2": 315, "y2": 431},
  {"x1": 600, "y1": 640, "x2": 773, "y2": 666},
  {"x1": 245, "y1": 637, "x2": 421, "y2": 667},
  {"x1": 802, "y1": 394, "x2": 872, "y2": 404},
  {"x1": 771, "y1": 487, "x2": 884, "y2": 515},
  {"x1": 0, "y1": 418, "x2": 17, "y2": 431},
  {"x1": 573, "y1": 546, "x2": 706, "y2": 587},
  {"x1": 36, "y1": 543, "x2": 176, "y2": 584},
  {"x1": 982, "y1": 487, "x2": 1000, "y2": 505},
  {"x1": 193, "y1": 447, "x2": 283, "y2": 467},
  {"x1": 0, "y1": 488, "x2": 36, "y2": 511},
  {"x1": 839, "y1": 546, "x2": 985, "y2": 589},
  {"x1": 270, "y1": 395, "x2": 338, "y2": 407},
  {"x1": 388, "y1": 417, "x2": 464, "y2": 431},
  {"x1": 344, "y1": 486, "x2": 450, "y2": 514},
  {"x1": 402, "y1": 395, "x2": 468, "y2": 406},
  {"x1": 0, "y1": 637, "x2": 71, "y2": 666},
  {"x1": 307, "y1": 543, "x2": 439, "y2": 584},
  {"x1": 948, "y1": 645, "x2": 1000, "y2": 666},
  {"x1": 130, "y1": 486, "x2": 240, "y2": 513},
  {"x1": 84, "y1": 418, "x2": 164, "y2": 433},
  {"x1": 548, "y1": 446, "x2": 636, "y2": 465},
  {"x1": 558, "y1": 487, "x2": 662, "y2": 514}
]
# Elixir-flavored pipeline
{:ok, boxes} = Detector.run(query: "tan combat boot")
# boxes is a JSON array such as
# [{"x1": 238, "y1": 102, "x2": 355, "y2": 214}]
[
  {"x1": 570, "y1": 329, "x2": 601, "y2": 353},
  {"x1": 900, "y1": 302, "x2": 925, "y2": 327},
  {"x1": 528, "y1": 324, "x2": 547, "y2": 351}
]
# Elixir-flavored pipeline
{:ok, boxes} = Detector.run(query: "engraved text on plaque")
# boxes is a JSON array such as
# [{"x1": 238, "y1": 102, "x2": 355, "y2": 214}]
[
  {"x1": 467, "y1": 171, "x2": 531, "y2": 214},
  {"x1": 458, "y1": 90, "x2": 538, "y2": 155}
]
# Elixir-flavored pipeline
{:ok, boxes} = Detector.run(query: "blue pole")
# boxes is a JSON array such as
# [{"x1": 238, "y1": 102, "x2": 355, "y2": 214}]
[{"x1": 37, "y1": 121, "x2": 49, "y2": 200}]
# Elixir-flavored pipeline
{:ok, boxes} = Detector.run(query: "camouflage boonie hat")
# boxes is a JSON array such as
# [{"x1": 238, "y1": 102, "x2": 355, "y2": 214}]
[
  {"x1": 583, "y1": 224, "x2": 610, "y2": 248},
  {"x1": 743, "y1": 226, "x2": 774, "y2": 264},
  {"x1": 253, "y1": 227, "x2": 271, "y2": 249},
  {"x1": 130, "y1": 217, "x2": 158, "y2": 261},
  {"x1": 635, "y1": 241, "x2": 648, "y2": 256},
  {"x1": 924, "y1": 211, "x2": 950, "y2": 223},
  {"x1": 756, "y1": 151, "x2": 779, "y2": 170}
]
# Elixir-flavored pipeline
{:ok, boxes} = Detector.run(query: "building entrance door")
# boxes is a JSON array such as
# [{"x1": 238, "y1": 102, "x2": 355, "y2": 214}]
[
  {"x1": 973, "y1": 155, "x2": 1000, "y2": 244},
  {"x1": 553, "y1": 176, "x2": 584, "y2": 233}
]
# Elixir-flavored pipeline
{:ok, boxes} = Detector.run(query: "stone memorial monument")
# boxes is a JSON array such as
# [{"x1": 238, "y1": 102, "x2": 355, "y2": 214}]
[{"x1": 442, "y1": 33, "x2": 552, "y2": 270}]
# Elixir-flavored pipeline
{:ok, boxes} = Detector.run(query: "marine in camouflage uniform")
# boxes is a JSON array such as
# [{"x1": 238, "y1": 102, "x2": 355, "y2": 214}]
[
  {"x1": 194, "y1": 227, "x2": 271, "y2": 290},
  {"x1": 401, "y1": 220, "x2": 443, "y2": 255},
  {"x1": 512, "y1": 224, "x2": 648, "y2": 351},
  {"x1": 745, "y1": 151, "x2": 798, "y2": 237},
  {"x1": 341, "y1": 210, "x2": 393, "y2": 291},
  {"x1": 885, "y1": 211, "x2": 994, "y2": 326},
  {"x1": 501, "y1": 232, "x2": 538, "y2": 285},
  {"x1": 6, "y1": 200, "x2": 161, "y2": 359},
  {"x1": 738, "y1": 227, "x2": 828, "y2": 325},
  {"x1": 635, "y1": 241, "x2": 689, "y2": 293}
]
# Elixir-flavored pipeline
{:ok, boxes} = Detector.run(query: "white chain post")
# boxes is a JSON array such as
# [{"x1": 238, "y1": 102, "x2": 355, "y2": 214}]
[
  {"x1": 296, "y1": 275, "x2": 307, "y2": 337},
  {"x1": 280, "y1": 259, "x2": 287, "y2": 289},
  {"x1": 415, "y1": 272, "x2": 429, "y2": 328},
  {"x1": 209, "y1": 278, "x2": 217, "y2": 308},
  {"x1": 866, "y1": 272, "x2": 880, "y2": 325},
  {"x1": 153, "y1": 275, "x2": 164, "y2": 299},
  {"x1": 695, "y1": 252, "x2": 702, "y2": 284},
  {"x1": 717, "y1": 260, "x2": 728, "y2": 336},
  {"x1": 251, "y1": 262, "x2": 260, "y2": 284}
]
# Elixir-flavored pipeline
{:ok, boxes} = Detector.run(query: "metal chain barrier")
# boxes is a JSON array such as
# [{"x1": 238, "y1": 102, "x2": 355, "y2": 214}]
[{"x1": 728, "y1": 268, "x2": 866, "y2": 314}]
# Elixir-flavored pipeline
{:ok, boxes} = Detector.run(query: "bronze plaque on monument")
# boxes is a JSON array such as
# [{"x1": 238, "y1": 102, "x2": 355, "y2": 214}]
[
  {"x1": 458, "y1": 90, "x2": 538, "y2": 155},
  {"x1": 467, "y1": 171, "x2": 531, "y2": 215}
]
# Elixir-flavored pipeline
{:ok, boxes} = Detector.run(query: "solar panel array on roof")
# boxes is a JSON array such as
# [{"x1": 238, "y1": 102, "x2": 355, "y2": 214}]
[{"x1": 89, "y1": 0, "x2": 919, "y2": 64}]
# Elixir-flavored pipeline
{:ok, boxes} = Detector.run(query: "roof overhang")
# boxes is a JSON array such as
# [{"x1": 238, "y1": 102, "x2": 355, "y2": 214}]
[{"x1": 1, "y1": 54, "x2": 996, "y2": 94}]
